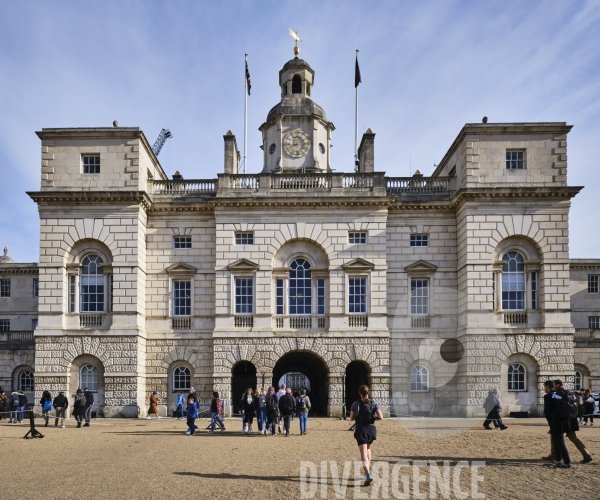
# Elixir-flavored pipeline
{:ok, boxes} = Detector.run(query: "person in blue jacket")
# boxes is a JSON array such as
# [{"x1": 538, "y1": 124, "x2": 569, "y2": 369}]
[{"x1": 186, "y1": 396, "x2": 198, "y2": 436}]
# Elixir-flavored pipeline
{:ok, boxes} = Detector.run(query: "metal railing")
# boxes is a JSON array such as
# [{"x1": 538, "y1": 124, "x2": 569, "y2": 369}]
[
  {"x1": 79, "y1": 314, "x2": 103, "y2": 328},
  {"x1": 503, "y1": 312, "x2": 528, "y2": 326},
  {"x1": 348, "y1": 315, "x2": 368, "y2": 328},
  {"x1": 172, "y1": 317, "x2": 191, "y2": 329},
  {"x1": 234, "y1": 316, "x2": 254, "y2": 328},
  {"x1": 153, "y1": 179, "x2": 216, "y2": 195},
  {"x1": 271, "y1": 174, "x2": 331, "y2": 190},
  {"x1": 411, "y1": 316, "x2": 430, "y2": 328},
  {"x1": 386, "y1": 177, "x2": 451, "y2": 194}
]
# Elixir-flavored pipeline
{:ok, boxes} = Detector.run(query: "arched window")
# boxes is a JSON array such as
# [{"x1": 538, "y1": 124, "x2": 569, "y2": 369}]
[
  {"x1": 507, "y1": 363, "x2": 526, "y2": 392},
  {"x1": 502, "y1": 252, "x2": 525, "y2": 311},
  {"x1": 80, "y1": 255, "x2": 104, "y2": 312},
  {"x1": 80, "y1": 365, "x2": 99, "y2": 391},
  {"x1": 289, "y1": 259, "x2": 312, "y2": 315},
  {"x1": 173, "y1": 366, "x2": 191, "y2": 391},
  {"x1": 410, "y1": 365, "x2": 429, "y2": 393},
  {"x1": 292, "y1": 75, "x2": 302, "y2": 94},
  {"x1": 19, "y1": 371, "x2": 34, "y2": 392},
  {"x1": 574, "y1": 370, "x2": 582, "y2": 391}
]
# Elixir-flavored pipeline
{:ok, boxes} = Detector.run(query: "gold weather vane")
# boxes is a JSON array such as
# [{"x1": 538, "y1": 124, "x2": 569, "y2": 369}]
[{"x1": 289, "y1": 28, "x2": 302, "y2": 57}]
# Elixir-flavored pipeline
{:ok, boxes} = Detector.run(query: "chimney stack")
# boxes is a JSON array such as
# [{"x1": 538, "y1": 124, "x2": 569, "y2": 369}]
[
  {"x1": 357, "y1": 129, "x2": 375, "y2": 173},
  {"x1": 223, "y1": 131, "x2": 240, "y2": 174}
]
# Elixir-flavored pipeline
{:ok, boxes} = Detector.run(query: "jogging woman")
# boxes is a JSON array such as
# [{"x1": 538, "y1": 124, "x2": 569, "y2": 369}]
[{"x1": 349, "y1": 385, "x2": 383, "y2": 486}]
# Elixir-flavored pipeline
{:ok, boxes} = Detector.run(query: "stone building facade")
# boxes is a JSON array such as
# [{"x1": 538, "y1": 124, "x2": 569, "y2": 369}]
[{"x1": 1, "y1": 55, "x2": 599, "y2": 418}]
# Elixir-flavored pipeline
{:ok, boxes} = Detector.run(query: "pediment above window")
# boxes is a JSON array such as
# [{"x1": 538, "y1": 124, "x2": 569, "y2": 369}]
[
  {"x1": 227, "y1": 258, "x2": 260, "y2": 271},
  {"x1": 404, "y1": 260, "x2": 437, "y2": 276},
  {"x1": 342, "y1": 258, "x2": 375, "y2": 271},
  {"x1": 165, "y1": 262, "x2": 198, "y2": 276}
]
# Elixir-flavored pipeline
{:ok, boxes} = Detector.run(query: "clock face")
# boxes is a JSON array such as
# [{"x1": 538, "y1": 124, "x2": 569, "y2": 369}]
[{"x1": 283, "y1": 129, "x2": 311, "y2": 158}]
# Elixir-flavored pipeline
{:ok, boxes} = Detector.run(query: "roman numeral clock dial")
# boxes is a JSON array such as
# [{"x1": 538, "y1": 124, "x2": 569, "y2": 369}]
[{"x1": 283, "y1": 129, "x2": 311, "y2": 158}]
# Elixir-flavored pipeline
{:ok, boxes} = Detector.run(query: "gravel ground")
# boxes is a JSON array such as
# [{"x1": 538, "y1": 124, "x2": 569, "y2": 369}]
[{"x1": 2, "y1": 415, "x2": 599, "y2": 499}]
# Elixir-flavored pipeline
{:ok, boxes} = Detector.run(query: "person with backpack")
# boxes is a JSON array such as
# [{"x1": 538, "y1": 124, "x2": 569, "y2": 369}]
[
  {"x1": 73, "y1": 389, "x2": 87, "y2": 428},
  {"x1": 40, "y1": 390, "x2": 52, "y2": 427},
  {"x1": 53, "y1": 391, "x2": 68, "y2": 428},
  {"x1": 8, "y1": 391, "x2": 20, "y2": 423},
  {"x1": 240, "y1": 388, "x2": 256, "y2": 434},
  {"x1": 18, "y1": 390, "x2": 27, "y2": 422},
  {"x1": 482, "y1": 388, "x2": 507, "y2": 430},
  {"x1": 175, "y1": 390, "x2": 185, "y2": 420},
  {"x1": 583, "y1": 389, "x2": 595, "y2": 426},
  {"x1": 186, "y1": 395, "x2": 199, "y2": 436},
  {"x1": 350, "y1": 385, "x2": 383, "y2": 486},
  {"x1": 296, "y1": 389, "x2": 311, "y2": 435},
  {"x1": 279, "y1": 387, "x2": 296, "y2": 437},
  {"x1": 209, "y1": 391, "x2": 226, "y2": 433},
  {"x1": 265, "y1": 387, "x2": 280, "y2": 436}
]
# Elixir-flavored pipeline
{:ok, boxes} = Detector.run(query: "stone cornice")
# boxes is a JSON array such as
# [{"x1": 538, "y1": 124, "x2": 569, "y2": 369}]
[
  {"x1": 570, "y1": 259, "x2": 600, "y2": 269},
  {"x1": 210, "y1": 198, "x2": 395, "y2": 209},
  {"x1": 27, "y1": 191, "x2": 152, "y2": 211},
  {"x1": 451, "y1": 186, "x2": 583, "y2": 209},
  {"x1": 0, "y1": 264, "x2": 38, "y2": 275}
]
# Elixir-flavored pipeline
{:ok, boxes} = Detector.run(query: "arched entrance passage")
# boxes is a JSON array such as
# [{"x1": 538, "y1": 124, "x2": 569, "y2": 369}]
[
  {"x1": 344, "y1": 361, "x2": 369, "y2": 411},
  {"x1": 231, "y1": 361, "x2": 257, "y2": 406},
  {"x1": 272, "y1": 351, "x2": 328, "y2": 415}
]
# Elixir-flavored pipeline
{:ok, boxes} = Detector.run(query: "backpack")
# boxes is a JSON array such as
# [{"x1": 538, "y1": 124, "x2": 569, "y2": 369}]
[
  {"x1": 10, "y1": 395, "x2": 19, "y2": 408},
  {"x1": 355, "y1": 399, "x2": 375, "y2": 425},
  {"x1": 43, "y1": 399, "x2": 52, "y2": 412},
  {"x1": 279, "y1": 395, "x2": 294, "y2": 413},
  {"x1": 267, "y1": 396, "x2": 279, "y2": 415},
  {"x1": 217, "y1": 399, "x2": 223, "y2": 416},
  {"x1": 75, "y1": 394, "x2": 86, "y2": 408},
  {"x1": 297, "y1": 396, "x2": 307, "y2": 411},
  {"x1": 554, "y1": 389, "x2": 578, "y2": 421}
]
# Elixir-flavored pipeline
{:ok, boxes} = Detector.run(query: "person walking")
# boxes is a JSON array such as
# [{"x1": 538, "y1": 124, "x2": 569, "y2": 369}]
[
  {"x1": 40, "y1": 390, "x2": 52, "y2": 427},
  {"x1": 83, "y1": 387, "x2": 94, "y2": 426},
  {"x1": 18, "y1": 390, "x2": 27, "y2": 422},
  {"x1": 186, "y1": 395, "x2": 198, "y2": 436},
  {"x1": 482, "y1": 389, "x2": 507, "y2": 430},
  {"x1": 350, "y1": 385, "x2": 384, "y2": 486},
  {"x1": 240, "y1": 388, "x2": 256, "y2": 434},
  {"x1": 277, "y1": 384, "x2": 286, "y2": 400},
  {"x1": 266, "y1": 387, "x2": 280, "y2": 437},
  {"x1": 73, "y1": 389, "x2": 87, "y2": 428},
  {"x1": 279, "y1": 388, "x2": 296, "y2": 437},
  {"x1": 8, "y1": 391, "x2": 20, "y2": 423},
  {"x1": 543, "y1": 380, "x2": 572, "y2": 468},
  {"x1": 256, "y1": 387, "x2": 268, "y2": 435},
  {"x1": 583, "y1": 389, "x2": 595, "y2": 426},
  {"x1": 296, "y1": 389, "x2": 311, "y2": 435},
  {"x1": 53, "y1": 391, "x2": 68, "y2": 428},
  {"x1": 209, "y1": 391, "x2": 226, "y2": 433},
  {"x1": 175, "y1": 391, "x2": 185, "y2": 420},
  {"x1": 576, "y1": 389, "x2": 585, "y2": 423},
  {"x1": 0, "y1": 391, "x2": 7, "y2": 421},
  {"x1": 147, "y1": 391, "x2": 159, "y2": 419}
]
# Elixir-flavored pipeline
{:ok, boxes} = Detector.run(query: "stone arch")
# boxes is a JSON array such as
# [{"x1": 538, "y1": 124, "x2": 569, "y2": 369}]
[
  {"x1": 493, "y1": 235, "x2": 542, "y2": 263},
  {"x1": 162, "y1": 346, "x2": 201, "y2": 371},
  {"x1": 68, "y1": 353, "x2": 106, "y2": 411},
  {"x1": 484, "y1": 215, "x2": 551, "y2": 257},
  {"x1": 63, "y1": 219, "x2": 120, "y2": 259},
  {"x1": 5, "y1": 352, "x2": 35, "y2": 379},
  {"x1": 63, "y1": 336, "x2": 110, "y2": 366},
  {"x1": 67, "y1": 238, "x2": 114, "y2": 265},
  {"x1": 272, "y1": 238, "x2": 329, "y2": 269},
  {"x1": 500, "y1": 352, "x2": 540, "y2": 416},
  {"x1": 166, "y1": 360, "x2": 194, "y2": 410}
]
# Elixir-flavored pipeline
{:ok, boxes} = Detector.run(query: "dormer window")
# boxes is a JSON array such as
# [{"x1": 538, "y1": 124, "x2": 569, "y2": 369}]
[{"x1": 292, "y1": 75, "x2": 302, "y2": 94}]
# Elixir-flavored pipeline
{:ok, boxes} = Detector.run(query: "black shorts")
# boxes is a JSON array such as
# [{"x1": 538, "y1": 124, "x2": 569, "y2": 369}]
[
  {"x1": 354, "y1": 424, "x2": 377, "y2": 446},
  {"x1": 243, "y1": 414, "x2": 254, "y2": 424}
]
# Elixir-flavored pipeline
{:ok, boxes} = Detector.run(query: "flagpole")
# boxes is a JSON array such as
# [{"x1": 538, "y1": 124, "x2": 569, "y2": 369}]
[
  {"x1": 354, "y1": 49, "x2": 359, "y2": 172},
  {"x1": 244, "y1": 53, "x2": 248, "y2": 174}
]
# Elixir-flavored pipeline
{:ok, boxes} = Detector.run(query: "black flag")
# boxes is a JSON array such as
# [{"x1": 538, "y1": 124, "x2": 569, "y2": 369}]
[{"x1": 355, "y1": 54, "x2": 361, "y2": 88}]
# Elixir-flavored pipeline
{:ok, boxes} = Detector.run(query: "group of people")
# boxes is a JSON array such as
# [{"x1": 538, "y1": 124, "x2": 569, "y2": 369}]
[
  {"x1": 0, "y1": 390, "x2": 28, "y2": 423},
  {"x1": 575, "y1": 388, "x2": 596, "y2": 426}
]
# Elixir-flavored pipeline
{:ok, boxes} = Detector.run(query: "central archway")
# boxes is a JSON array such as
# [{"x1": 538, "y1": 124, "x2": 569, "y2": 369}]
[
  {"x1": 231, "y1": 361, "x2": 257, "y2": 406},
  {"x1": 272, "y1": 351, "x2": 328, "y2": 415}
]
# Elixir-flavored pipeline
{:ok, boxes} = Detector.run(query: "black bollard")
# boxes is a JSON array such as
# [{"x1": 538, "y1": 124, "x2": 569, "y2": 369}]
[{"x1": 23, "y1": 409, "x2": 44, "y2": 439}]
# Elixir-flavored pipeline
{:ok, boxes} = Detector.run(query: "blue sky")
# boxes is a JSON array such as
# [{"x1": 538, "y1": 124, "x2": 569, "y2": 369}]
[{"x1": 1, "y1": 1, "x2": 599, "y2": 262}]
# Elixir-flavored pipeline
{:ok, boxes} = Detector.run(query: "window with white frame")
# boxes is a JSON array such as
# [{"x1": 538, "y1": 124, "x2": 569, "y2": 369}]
[
  {"x1": 531, "y1": 271, "x2": 539, "y2": 311},
  {"x1": 19, "y1": 371, "x2": 34, "y2": 392},
  {"x1": 411, "y1": 279, "x2": 429, "y2": 315},
  {"x1": 173, "y1": 236, "x2": 192, "y2": 249},
  {"x1": 410, "y1": 234, "x2": 429, "y2": 247},
  {"x1": 276, "y1": 278, "x2": 284, "y2": 315},
  {"x1": 79, "y1": 365, "x2": 99, "y2": 391},
  {"x1": 235, "y1": 232, "x2": 254, "y2": 245},
  {"x1": 173, "y1": 366, "x2": 191, "y2": 391},
  {"x1": 235, "y1": 277, "x2": 253, "y2": 314},
  {"x1": 69, "y1": 275, "x2": 76, "y2": 313},
  {"x1": 574, "y1": 370, "x2": 582, "y2": 391},
  {"x1": 80, "y1": 255, "x2": 104, "y2": 312},
  {"x1": 0, "y1": 320, "x2": 9, "y2": 331},
  {"x1": 173, "y1": 280, "x2": 191, "y2": 316},
  {"x1": 82, "y1": 155, "x2": 100, "y2": 174},
  {"x1": 590, "y1": 316, "x2": 600, "y2": 329},
  {"x1": 501, "y1": 252, "x2": 525, "y2": 310},
  {"x1": 317, "y1": 278, "x2": 326, "y2": 316},
  {"x1": 33, "y1": 278, "x2": 39, "y2": 298},
  {"x1": 0, "y1": 279, "x2": 10, "y2": 298},
  {"x1": 507, "y1": 363, "x2": 526, "y2": 392},
  {"x1": 506, "y1": 150, "x2": 525, "y2": 170},
  {"x1": 348, "y1": 232, "x2": 366, "y2": 245},
  {"x1": 289, "y1": 259, "x2": 312, "y2": 315},
  {"x1": 348, "y1": 277, "x2": 367, "y2": 314},
  {"x1": 410, "y1": 365, "x2": 429, "y2": 392},
  {"x1": 589, "y1": 275, "x2": 599, "y2": 294}
]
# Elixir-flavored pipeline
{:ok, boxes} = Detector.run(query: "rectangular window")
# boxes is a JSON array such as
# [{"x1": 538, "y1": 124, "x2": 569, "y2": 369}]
[
  {"x1": 173, "y1": 236, "x2": 192, "y2": 249},
  {"x1": 109, "y1": 275, "x2": 114, "y2": 313},
  {"x1": 0, "y1": 279, "x2": 10, "y2": 298},
  {"x1": 69, "y1": 275, "x2": 76, "y2": 313},
  {"x1": 33, "y1": 278, "x2": 39, "y2": 298},
  {"x1": 506, "y1": 150, "x2": 525, "y2": 170},
  {"x1": 348, "y1": 232, "x2": 367, "y2": 245},
  {"x1": 588, "y1": 275, "x2": 599, "y2": 294},
  {"x1": 235, "y1": 232, "x2": 254, "y2": 245},
  {"x1": 276, "y1": 279, "x2": 284, "y2": 315},
  {"x1": 82, "y1": 155, "x2": 100, "y2": 174},
  {"x1": 235, "y1": 278, "x2": 253, "y2": 314},
  {"x1": 80, "y1": 273, "x2": 104, "y2": 313},
  {"x1": 317, "y1": 278, "x2": 326, "y2": 316},
  {"x1": 32, "y1": 319, "x2": 38, "y2": 329},
  {"x1": 411, "y1": 279, "x2": 429, "y2": 315},
  {"x1": 0, "y1": 320, "x2": 9, "y2": 331},
  {"x1": 492, "y1": 273, "x2": 496, "y2": 308},
  {"x1": 410, "y1": 234, "x2": 429, "y2": 247},
  {"x1": 590, "y1": 316, "x2": 600, "y2": 329},
  {"x1": 531, "y1": 272, "x2": 538, "y2": 311},
  {"x1": 502, "y1": 272, "x2": 525, "y2": 311},
  {"x1": 348, "y1": 277, "x2": 367, "y2": 314},
  {"x1": 173, "y1": 280, "x2": 191, "y2": 316}
]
